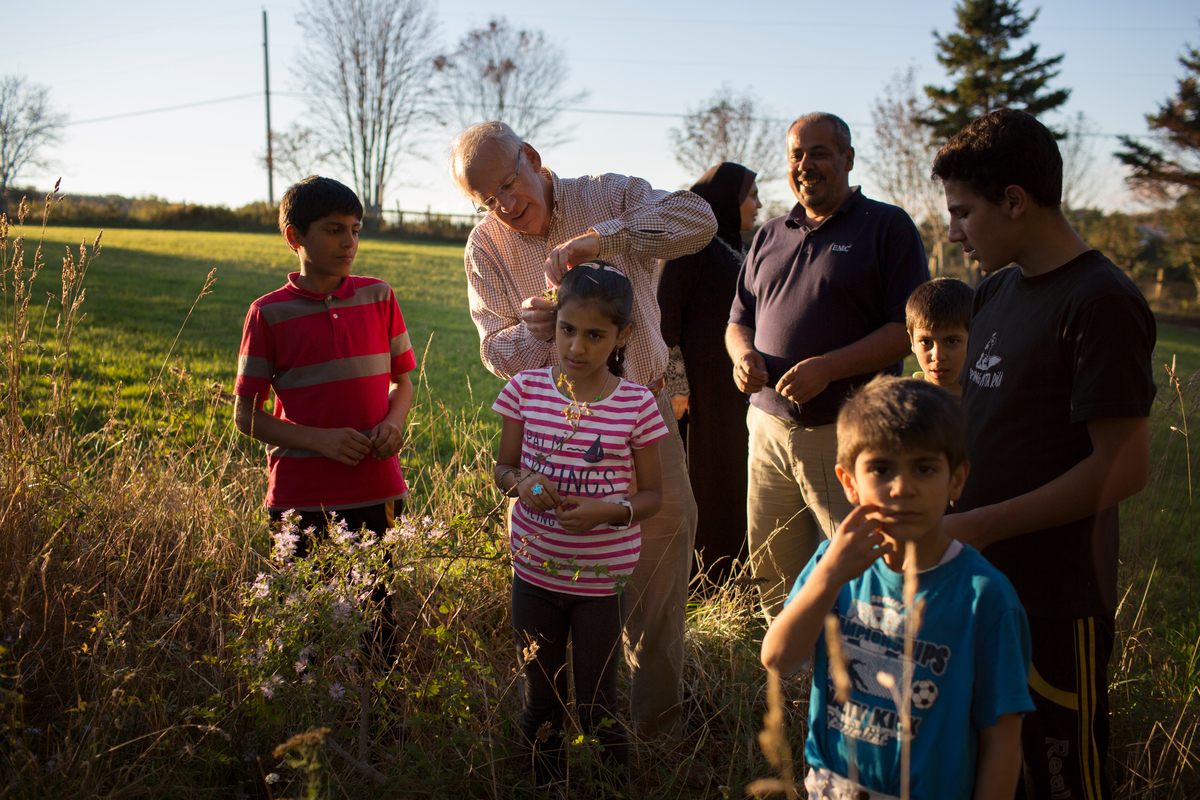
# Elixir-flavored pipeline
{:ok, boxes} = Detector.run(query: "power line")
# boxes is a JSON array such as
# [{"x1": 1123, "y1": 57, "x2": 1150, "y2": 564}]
[
  {"x1": 484, "y1": 11, "x2": 1185, "y2": 34},
  {"x1": 66, "y1": 93, "x2": 260, "y2": 126},
  {"x1": 50, "y1": 46, "x2": 257, "y2": 87},
  {"x1": 571, "y1": 54, "x2": 1175, "y2": 79},
  {"x1": 65, "y1": 90, "x2": 1150, "y2": 140}
]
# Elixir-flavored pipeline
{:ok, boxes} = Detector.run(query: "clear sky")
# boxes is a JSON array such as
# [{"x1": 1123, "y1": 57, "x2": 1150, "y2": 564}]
[{"x1": 3, "y1": 0, "x2": 1196, "y2": 216}]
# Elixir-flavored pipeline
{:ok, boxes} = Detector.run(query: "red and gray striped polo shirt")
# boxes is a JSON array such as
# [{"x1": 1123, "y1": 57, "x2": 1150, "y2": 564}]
[{"x1": 234, "y1": 272, "x2": 417, "y2": 511}]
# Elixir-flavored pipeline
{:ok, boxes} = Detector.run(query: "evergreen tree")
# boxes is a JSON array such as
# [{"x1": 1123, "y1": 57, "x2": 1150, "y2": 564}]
[
  {"x1": 1115, "y1": 37, "x2": 1200, "y2": 194},
  {"x1": 922, "y1": 0, "x2": 1070, "y2": 142}
]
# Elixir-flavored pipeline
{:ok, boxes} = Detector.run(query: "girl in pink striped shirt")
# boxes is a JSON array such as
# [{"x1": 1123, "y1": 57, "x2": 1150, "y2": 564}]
[{"x1": 493, "y1": 262, "x2": 666, "y2": 788}]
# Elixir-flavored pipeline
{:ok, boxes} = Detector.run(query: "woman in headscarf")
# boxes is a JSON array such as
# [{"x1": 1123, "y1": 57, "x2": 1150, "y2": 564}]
[{"x1": 658, "y1": 162, "x2": 761, "y2": 587}]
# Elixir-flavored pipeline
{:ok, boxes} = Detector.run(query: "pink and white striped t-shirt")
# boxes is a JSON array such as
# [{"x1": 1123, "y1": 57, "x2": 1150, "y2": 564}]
[{"x1": 492, "y1": 368, "x2": 668, "y2": 596}]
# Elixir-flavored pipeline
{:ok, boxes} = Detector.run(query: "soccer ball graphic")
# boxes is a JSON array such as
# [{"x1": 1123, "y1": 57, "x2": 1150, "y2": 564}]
[{"x1": 911, "y1": 680, "x2": 939, "y2": 709}]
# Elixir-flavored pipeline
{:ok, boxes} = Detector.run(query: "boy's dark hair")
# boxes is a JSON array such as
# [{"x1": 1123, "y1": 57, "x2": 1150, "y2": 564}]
[
  {"x1": 278, "y1": 176, "x2": 364, "y2": 238},
  {"x1": 837, "y1": 376, "x2": 967, "y2": 471},
  {"x1": 931, "y1": 108, "x2": 1063, "y2": 209},
  {"x1": 555, "y1": 261, "x2": 634, "y2": 377},
  {"x1": 906, "y1": 278, "x2": 975, "y2": 335}
]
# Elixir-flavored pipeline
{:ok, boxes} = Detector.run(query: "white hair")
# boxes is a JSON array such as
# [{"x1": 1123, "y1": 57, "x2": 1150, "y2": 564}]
[{"x1": 449, "y1": 121, "x2": 524, "y2": 197}]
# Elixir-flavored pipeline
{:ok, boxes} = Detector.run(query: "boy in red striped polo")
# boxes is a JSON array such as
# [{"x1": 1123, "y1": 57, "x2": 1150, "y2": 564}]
[{"x1": 233, "y1": 176, "x2": 416, "y2": 583}]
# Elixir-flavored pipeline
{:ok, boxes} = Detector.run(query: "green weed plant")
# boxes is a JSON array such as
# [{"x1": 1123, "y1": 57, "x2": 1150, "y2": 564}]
[{"x1": 0, "y1": 187, "x2": 1195, "y2": 798}]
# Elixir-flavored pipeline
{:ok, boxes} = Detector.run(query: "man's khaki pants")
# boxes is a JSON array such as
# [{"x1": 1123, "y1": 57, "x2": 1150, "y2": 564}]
[
  {"x1": 746, "y1": 405, "x2": 852, "y2": 621},
  {"x1": 508, "y1": 392, "x2": 696, "y2": 739},
  {"x1": 621, "y1": 391, "x2": 696, "y2": 737}
]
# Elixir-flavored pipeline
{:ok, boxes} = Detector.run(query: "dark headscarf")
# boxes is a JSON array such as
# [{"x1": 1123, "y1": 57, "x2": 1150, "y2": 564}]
[{"x1": 690, "y1": 162, "x2": 756, "y2": 250}]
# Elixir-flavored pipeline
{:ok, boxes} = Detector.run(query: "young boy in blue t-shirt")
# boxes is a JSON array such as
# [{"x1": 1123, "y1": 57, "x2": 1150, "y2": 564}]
[{"x1": 761, "y1": 376, "x2": 1034, "y2": 800}]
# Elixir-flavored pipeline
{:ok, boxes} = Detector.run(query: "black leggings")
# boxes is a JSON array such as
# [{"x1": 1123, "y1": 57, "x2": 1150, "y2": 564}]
[{"x1": 510, "y1": 574, "x2": 627, "y2": 783}]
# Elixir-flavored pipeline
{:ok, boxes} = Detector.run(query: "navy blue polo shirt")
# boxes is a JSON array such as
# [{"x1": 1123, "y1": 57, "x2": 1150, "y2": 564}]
[{"x1": 729, "y1": 188, "x2": 928, "y2": 426}]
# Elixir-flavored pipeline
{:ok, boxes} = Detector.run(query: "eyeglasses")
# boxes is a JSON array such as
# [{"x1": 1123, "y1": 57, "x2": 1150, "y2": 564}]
[{"x1": 475, "y1": 148, "x2": 523, "y2": 214}]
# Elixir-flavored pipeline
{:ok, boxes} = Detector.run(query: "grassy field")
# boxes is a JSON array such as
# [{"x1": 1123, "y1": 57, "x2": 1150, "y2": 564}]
[
  {"x1": 3, "y1": 221, "x2": 1198, "y2": 797},
  {"x1": 25, "y1": 223, "x2": 1200, "y2": 420},
  {"x1": 17, "y1": 226, "x2": 506, "y2": 423}
]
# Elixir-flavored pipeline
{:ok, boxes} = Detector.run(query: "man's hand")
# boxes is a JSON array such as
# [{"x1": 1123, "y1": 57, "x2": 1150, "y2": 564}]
[
  {"x1": 367, "y1": 421, "x2": 403, "y2": 460},
  {"x1": 670, "y1": 395, "x2": 689, "y2": 420},
  {"x1": 819, "y1": 504, "x2": 891, "y2": 585},
  {"x1": 544, "y1": 230, "x2": 601, "y2": 286},
  {"x1": 314, "y1": 427, "x2": 373, "y2": 466},
  {"x1": 776, "y1": 356, "x2": 831, "y2": 404},
  {"x1": 520, "y1": 296, "x2": 557, "y2": 342},
  {"x1": 556, "y1": 497, "x2": 624, "y2": 535},
  {"x1": 733, "y1": 350, "x2": 769, "y2": 394}
]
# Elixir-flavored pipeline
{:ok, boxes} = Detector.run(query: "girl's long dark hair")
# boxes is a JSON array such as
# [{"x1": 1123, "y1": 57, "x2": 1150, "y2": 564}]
[{"x1": 555, "y1": 261, "x2": 634, "y2": 377}]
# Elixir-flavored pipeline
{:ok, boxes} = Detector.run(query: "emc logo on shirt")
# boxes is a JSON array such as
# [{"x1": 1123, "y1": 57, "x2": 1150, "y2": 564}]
[{"x1": 831, "y1": 243, "x2": 852, "y2": 252}]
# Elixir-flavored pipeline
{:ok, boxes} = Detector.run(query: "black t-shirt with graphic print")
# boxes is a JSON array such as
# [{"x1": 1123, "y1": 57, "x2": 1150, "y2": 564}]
[{"x1": 958, "y1": 250, "x2": 1156, "y2": 620}]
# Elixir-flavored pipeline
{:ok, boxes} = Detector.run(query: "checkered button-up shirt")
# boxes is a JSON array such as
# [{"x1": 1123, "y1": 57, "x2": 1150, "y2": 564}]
[{"x1": 465, "y1": 170, "x2": 718, "y2": 387}]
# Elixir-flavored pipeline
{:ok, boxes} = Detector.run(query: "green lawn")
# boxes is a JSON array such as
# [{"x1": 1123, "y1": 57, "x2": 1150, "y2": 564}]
[
  {"x1": 15, "y1": 226, "x2": 506, "y2": 424},
  {"x1": 1155, "y1": 322, "x2": 1200, "y2": 378},
  {"x1": 20, "y1": 224, "x2": 1200, "y2": 427}
]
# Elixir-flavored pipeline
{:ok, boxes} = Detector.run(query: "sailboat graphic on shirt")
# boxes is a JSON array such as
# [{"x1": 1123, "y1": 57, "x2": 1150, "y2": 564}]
[{"x1": 582, "y1": 436, "x2": 606, "y2": 464}]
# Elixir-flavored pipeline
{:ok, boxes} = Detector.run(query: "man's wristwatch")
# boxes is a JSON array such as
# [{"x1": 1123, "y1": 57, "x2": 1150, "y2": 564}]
[{"x1": 610, "y1": 499, "x2": 634, "y2": 530}]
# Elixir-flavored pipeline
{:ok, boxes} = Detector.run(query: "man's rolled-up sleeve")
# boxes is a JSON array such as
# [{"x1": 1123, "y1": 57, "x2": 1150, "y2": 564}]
[
  {"x1": 589, "y1": 174, "x2": 717, "y2": 264},
  {"x1": 465, "y1": 239, "x2": 553, "y2": 381}
]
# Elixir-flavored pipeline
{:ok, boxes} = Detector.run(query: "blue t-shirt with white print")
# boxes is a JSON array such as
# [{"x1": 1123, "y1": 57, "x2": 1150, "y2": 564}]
[{"x1": 787, "y1": 540, "x2": 1034, "y2": 799}]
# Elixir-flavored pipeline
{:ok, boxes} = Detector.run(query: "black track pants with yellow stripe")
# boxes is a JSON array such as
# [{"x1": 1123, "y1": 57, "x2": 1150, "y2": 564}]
[{"x1": 1016, "y1": 615, "x2": 1114, "y2": 800}]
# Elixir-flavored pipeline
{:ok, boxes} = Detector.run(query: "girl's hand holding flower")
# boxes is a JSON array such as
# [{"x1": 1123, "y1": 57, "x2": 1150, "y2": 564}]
[
  {"x1": 556, "y1": 497, "x2": 631, "y2": 535},
  {"x1": 518, "y1": 472, "x2": 561, "y2": 512}
]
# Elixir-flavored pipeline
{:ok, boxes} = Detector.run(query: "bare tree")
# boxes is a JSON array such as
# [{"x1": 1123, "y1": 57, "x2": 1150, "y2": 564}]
[
  {"x1": 863, "y1": 68, "x2": 949, "y2": 274},
  {"x1": 1060, "y1": 110, "x2": 1102, "y2": 212},
  {"x1": 0, "y1": 75, "x2": 67, "y2": 218},
  {"x1": 667, "y1": 85, "x2": 783, "y2": 182},
  {"x1": 294, "y1": 0, "x2": 438, "y2": 222},
  {"x1": 260, "y1": 123, "x2": 335, "y2": 188},
  {"x1": 433, "y1": 18, "x2": 588, "y2": 147}
]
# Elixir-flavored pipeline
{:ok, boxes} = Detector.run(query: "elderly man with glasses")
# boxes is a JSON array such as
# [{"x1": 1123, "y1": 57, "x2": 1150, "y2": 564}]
[{"x1": 450, "y1": 120, "x2": 716, "y2": 739}]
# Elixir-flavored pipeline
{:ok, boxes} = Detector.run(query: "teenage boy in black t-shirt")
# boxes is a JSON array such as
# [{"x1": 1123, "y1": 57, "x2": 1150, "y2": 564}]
[{"x1": 932, "y1": 109, "x2": 1156, "y2": 800}]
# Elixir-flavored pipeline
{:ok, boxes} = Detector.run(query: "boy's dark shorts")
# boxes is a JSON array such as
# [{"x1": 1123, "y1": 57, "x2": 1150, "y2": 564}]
[{"x1": 269, "y1": 501, "x2": 398, "y2": 557}]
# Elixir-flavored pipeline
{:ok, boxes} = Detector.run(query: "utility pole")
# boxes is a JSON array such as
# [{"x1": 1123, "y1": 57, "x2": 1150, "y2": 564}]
[{"x1": 263, "y1": 8, "x2": 274, "y2": 206}]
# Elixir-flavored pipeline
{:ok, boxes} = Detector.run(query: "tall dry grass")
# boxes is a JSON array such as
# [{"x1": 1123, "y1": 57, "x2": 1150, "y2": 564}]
[
  {"x1": 1, "y1": 189, "x2": 1196, "y2": 798},
  {"x1": 0, "y1": 190, "x2": 766, "y2": 798}
]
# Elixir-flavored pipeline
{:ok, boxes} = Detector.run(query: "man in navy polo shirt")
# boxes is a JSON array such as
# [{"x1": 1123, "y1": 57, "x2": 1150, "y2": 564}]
[{"x1": 725, "y1": 112, "x2": 928, "y2": 620}]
